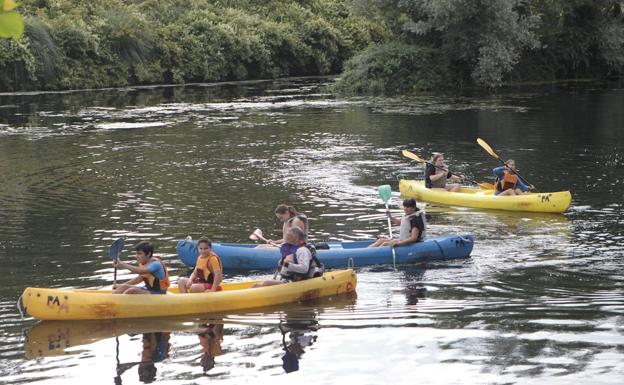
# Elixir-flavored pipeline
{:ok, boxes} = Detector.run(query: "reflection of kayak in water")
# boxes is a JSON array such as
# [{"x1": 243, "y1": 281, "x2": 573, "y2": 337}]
[
  {"x1": 24, "y1": 318, "x2": 195, "y2": 358},
  {"x1": 21, "y1": 269, "x2": 357, "y2": 320},
  {"x1": 400, "y1": 179, "x2": 571, "y2": 213}
]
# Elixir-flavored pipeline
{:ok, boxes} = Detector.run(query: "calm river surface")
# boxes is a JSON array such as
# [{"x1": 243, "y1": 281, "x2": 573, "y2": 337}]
[{"x1": 0, "y1": 78, "x2": 622, "y2": 384}]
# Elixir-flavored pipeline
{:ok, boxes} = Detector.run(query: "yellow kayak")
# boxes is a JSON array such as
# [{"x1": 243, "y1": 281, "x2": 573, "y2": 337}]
[
  {"x1": 399, "y1": 180, "x2": 571, "y2": 213},
  {"x1": 21, "y1": 269, "x2": 357, "y2": 321}
]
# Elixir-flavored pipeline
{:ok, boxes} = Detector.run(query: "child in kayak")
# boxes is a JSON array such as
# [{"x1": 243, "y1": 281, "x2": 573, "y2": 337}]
[
  {"x1": 113, "y1": 241, "x2": 170, "y2": 294},
  {"x1": 493, "y1": 159, "x2": 534, "y2": 195},
  {"x1": 368, "y1": 198, "x2": 426, "y2": 247},
  {"x1": 178, "y1": 237, "x2": 223, "y2": 293}
]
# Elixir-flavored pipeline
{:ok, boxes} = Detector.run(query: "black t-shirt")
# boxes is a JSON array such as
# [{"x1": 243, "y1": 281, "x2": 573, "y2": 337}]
[
  {"x1": 424, "y1": 164, "x2": 451, "y2": 188},
  {"x1": 408, "y1": 211, "x2": 425, "y2": 242}
]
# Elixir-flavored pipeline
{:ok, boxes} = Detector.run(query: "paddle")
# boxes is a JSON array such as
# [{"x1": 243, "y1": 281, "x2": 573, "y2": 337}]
[
  {"x1": 401, "y1": 149, "x2": 493, "y2": 190},
  {"x1": 249, "y1": 228, "x2": 279, "y2": 248},
  {"x1": 476, "y1": 138, "x2": 535, "y2": 190},
  {"x1": 109, "y1": 237, "x2": 125, "y2": 287},
  {"x1": 378, "y1": 185, "x2": 397, "y2": 270}
]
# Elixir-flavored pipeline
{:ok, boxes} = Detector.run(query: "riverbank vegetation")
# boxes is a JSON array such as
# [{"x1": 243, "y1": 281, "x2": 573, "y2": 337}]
[
  {"x1": 0, "y1": 0, "x2": 388, "y2": 91},
  {"x1": 1, "y1": 0, "x2": 622, "y2": 94}
]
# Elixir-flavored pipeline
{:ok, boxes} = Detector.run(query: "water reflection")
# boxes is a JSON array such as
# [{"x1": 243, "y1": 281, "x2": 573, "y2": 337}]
[{"x1": 197, "y1": 323, "x2": 224, "y2": 373}]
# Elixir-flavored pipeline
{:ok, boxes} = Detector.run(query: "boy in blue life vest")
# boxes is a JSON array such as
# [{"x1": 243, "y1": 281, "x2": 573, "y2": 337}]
[
  {"x1": 178, "y1": 237, "x2": 223, "y2": 293},
  {"x1": 113, "y1": 241, "x2": 170, "y2": 294}
]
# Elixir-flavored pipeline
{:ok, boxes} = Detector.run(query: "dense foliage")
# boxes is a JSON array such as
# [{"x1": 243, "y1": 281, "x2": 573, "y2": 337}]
[
  {"x1": 1, "y1": 0, "x2": 622, "y2": 93},
  {"x1": 0, "y1": 0, "x2": 388, "y2": 91},
  {"x1": 336, "y1": 0, "x2": 624, "y2": 93}
]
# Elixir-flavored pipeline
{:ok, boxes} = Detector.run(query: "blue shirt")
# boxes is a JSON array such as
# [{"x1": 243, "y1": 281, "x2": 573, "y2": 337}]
[
  {"x1": 146, "y1": 261, "x2": 165, "y2": 280},
  {"x1": 493, "y1": 166, "x2": 528, "y2": 194}
]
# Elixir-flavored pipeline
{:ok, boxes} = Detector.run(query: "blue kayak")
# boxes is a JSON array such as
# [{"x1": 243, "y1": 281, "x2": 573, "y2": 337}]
[{"x1": 177, "y1": 235, "x2": 474, "y2": 270}]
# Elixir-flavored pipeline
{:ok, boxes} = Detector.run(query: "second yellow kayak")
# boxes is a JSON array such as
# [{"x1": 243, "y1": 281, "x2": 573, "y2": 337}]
[{"x1": 399, "y1": 180, "x2": 571, "y2": 213}]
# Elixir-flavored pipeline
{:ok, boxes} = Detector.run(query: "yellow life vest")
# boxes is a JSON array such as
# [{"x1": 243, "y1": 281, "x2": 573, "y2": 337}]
[{"x1": 195, "y1": 252, "x2": 223, "y2": 284}]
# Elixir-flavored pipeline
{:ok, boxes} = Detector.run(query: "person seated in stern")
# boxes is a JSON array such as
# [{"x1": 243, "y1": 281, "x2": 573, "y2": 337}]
[
  {"x1": 254, "y1": 227, "x2": 323, "y2": 287},
  {"x1": 368, "y1": 198, "x2": 426, "y2": 248},
  {"x1": 493, "y1": 159, "x2": 534, "y2": 196}
]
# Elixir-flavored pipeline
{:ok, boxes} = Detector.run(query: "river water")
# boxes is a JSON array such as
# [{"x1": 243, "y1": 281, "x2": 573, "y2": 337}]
[{"x1": 0, "y1": 78, "x2": 622, "y2": 384}]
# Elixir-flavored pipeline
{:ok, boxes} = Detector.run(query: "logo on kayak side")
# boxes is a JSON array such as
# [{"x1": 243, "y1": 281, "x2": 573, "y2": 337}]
[{"x1": 46, "y1": 295, "x2": 69, "y2": 313}]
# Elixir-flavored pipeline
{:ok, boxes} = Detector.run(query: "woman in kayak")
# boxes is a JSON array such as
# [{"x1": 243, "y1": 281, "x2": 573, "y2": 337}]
[
  {"x1": 424, "y1": 153, "x2": 465, "y2": 192},
  {"x1": 112, "y1": 241, "x2": 170, "y2": 294},
  {"x1": 493, "y1": 159, "x2": 534, "y2": 195},
  {"x1": 178, "y1": 237, "x2": 223, "y2": 293},
  {"x1": 368, "y1": 198, "x2": 426, "y2": 247},
  {"x1": 258, "y1": 204, "x2": 308, "y2": 247}
]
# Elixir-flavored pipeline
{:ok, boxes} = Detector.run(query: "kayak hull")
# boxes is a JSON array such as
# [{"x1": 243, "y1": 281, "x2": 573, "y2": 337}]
[
  {"x1": 21, "y1": 269, "x2": 357, "y2": 321},
  {"x1": 399, "y1": 179, "x2": 571, "y2": 213},
  {"x1": 177, "y1": 235, "x2": 475, "y2": 269}
]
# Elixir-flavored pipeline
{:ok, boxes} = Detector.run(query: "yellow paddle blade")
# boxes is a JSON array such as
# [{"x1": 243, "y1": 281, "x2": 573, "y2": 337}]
[
  {"x1": 401, "y1": 149, "x2": 426, "y2": 163},
  {"x1": 476, "y1": 138, "x2": 500, "y2": 160}
]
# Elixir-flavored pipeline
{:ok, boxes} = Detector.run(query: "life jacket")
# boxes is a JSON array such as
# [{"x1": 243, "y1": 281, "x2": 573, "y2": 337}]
[
  {"x1": 497, "y1": 170, "x2": 518, "y2": 192},
  {"x1": 279, "y1": 243, "x2": 324, "y2": 282},
  {"x1": 139, "y1": 257, "x2": 170, "y2": 291},
  {"x1": 399, "y1": 210, "x2": 426, "y2": 242},
  {"x1": 194, "y1": 252, "x2": 223, "y2": 284}
]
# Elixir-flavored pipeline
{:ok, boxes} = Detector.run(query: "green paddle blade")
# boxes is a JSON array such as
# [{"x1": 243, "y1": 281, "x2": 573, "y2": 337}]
[{"x1": 378, "y1": 185, "x2": 392, "y2": 203}]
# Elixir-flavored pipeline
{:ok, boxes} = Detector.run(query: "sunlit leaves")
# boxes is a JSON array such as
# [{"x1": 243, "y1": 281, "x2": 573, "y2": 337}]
[{"x1": 0, "y1": 0, "x2": 23, "y2": 38}]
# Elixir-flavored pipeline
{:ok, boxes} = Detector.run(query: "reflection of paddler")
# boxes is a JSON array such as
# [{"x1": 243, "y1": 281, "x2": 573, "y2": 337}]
[
  {"x1": 278, "y1": 320, "x2": 318, "y2": 374},
  {"x1": 198, "y1": 323, "x2": 224, "y2": 373},
  {"x1": 137, "y1": 332, "x2": 170, "y2": 383}
]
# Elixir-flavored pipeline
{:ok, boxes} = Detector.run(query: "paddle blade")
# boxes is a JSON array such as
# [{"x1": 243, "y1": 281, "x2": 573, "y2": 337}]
[
  {"x1": 401, "y1": 149, "x2": 425, "y2": 163},
  {"x1": 378, "y1": 185, "x2": 392, "y2": 203},
  {"x1": 108, "y1": 238, "x2": 125, "y2": 261},
  {"x1": 476, "y1": 138, "x2": 500, "y2": 160}
]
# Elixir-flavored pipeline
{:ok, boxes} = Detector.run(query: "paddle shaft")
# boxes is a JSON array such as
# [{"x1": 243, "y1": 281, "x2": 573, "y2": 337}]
[{"x1": 384, "y1": 203, "x2": 393, "y2": 238}]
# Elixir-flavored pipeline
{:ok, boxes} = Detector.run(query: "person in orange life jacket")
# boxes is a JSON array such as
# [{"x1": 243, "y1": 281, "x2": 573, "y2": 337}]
[
  {"x1": 254, "y1": 227, "x2": 320, "y2": 287},
  {"x1": 178, "y1": 237, "x2": 223, "y2": 293},
  {"x1": 259, "y1": 204, "x2": 309, "y2": 248},
  {"x1": 368, "y1": 198, "x2": 426, "y2": 247},
  {"x1": 198, "y1": 323, "x2": 224, "y2": 373},
  {"x1": 493, "y1": 159, "x2": 534, "y2": 196},
  {"x1": 113, "y1": 241, "x2": 170, "y2": 294},
  {"x1": 424, "y1": 153, "x2": 465, "y2": 192}
]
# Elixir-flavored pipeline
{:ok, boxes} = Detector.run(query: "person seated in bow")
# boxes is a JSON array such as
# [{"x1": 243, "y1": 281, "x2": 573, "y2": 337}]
[
  {"x1": 178, "y1": 237, "x2": 223, "y2": 293},
  {"x1": 368, "y1": 198, "x2": 426, "y2": 247},
  {"x1": 424, "y1": 153, "x2": 465, "y2": 192},
  {"x1": 254, "y1": 227, "x2": 323, "y2": 287},
  {"x1": 493, "y1": 159, "x2": 534, "y2": 196},
  {"x1": 113, "y1": 241, "x2": 170, "y2": 294}
]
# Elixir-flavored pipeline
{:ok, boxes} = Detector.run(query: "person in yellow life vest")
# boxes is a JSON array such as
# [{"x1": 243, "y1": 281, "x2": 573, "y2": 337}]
[
  {"x1": 113, "y1": 241, "x2": 170, "y2": 294},
  {"x1": 178, "y1": 237, "x2": 223, "y2": 293},
  {"x1": 493, "y1": 159, "x2": 535, "y2": 196}
]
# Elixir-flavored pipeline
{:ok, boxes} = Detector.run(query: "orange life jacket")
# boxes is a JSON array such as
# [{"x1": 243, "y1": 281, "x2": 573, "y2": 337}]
[
  {"x1": 139, "y1": 257, "x2": 170, "y2": 291},
  {"x1": 195, "y1": 252, "x2": 223, "y2": 284},
  {"x1": 497, "y1": 170, "x2": 518, "y2": 191}
]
